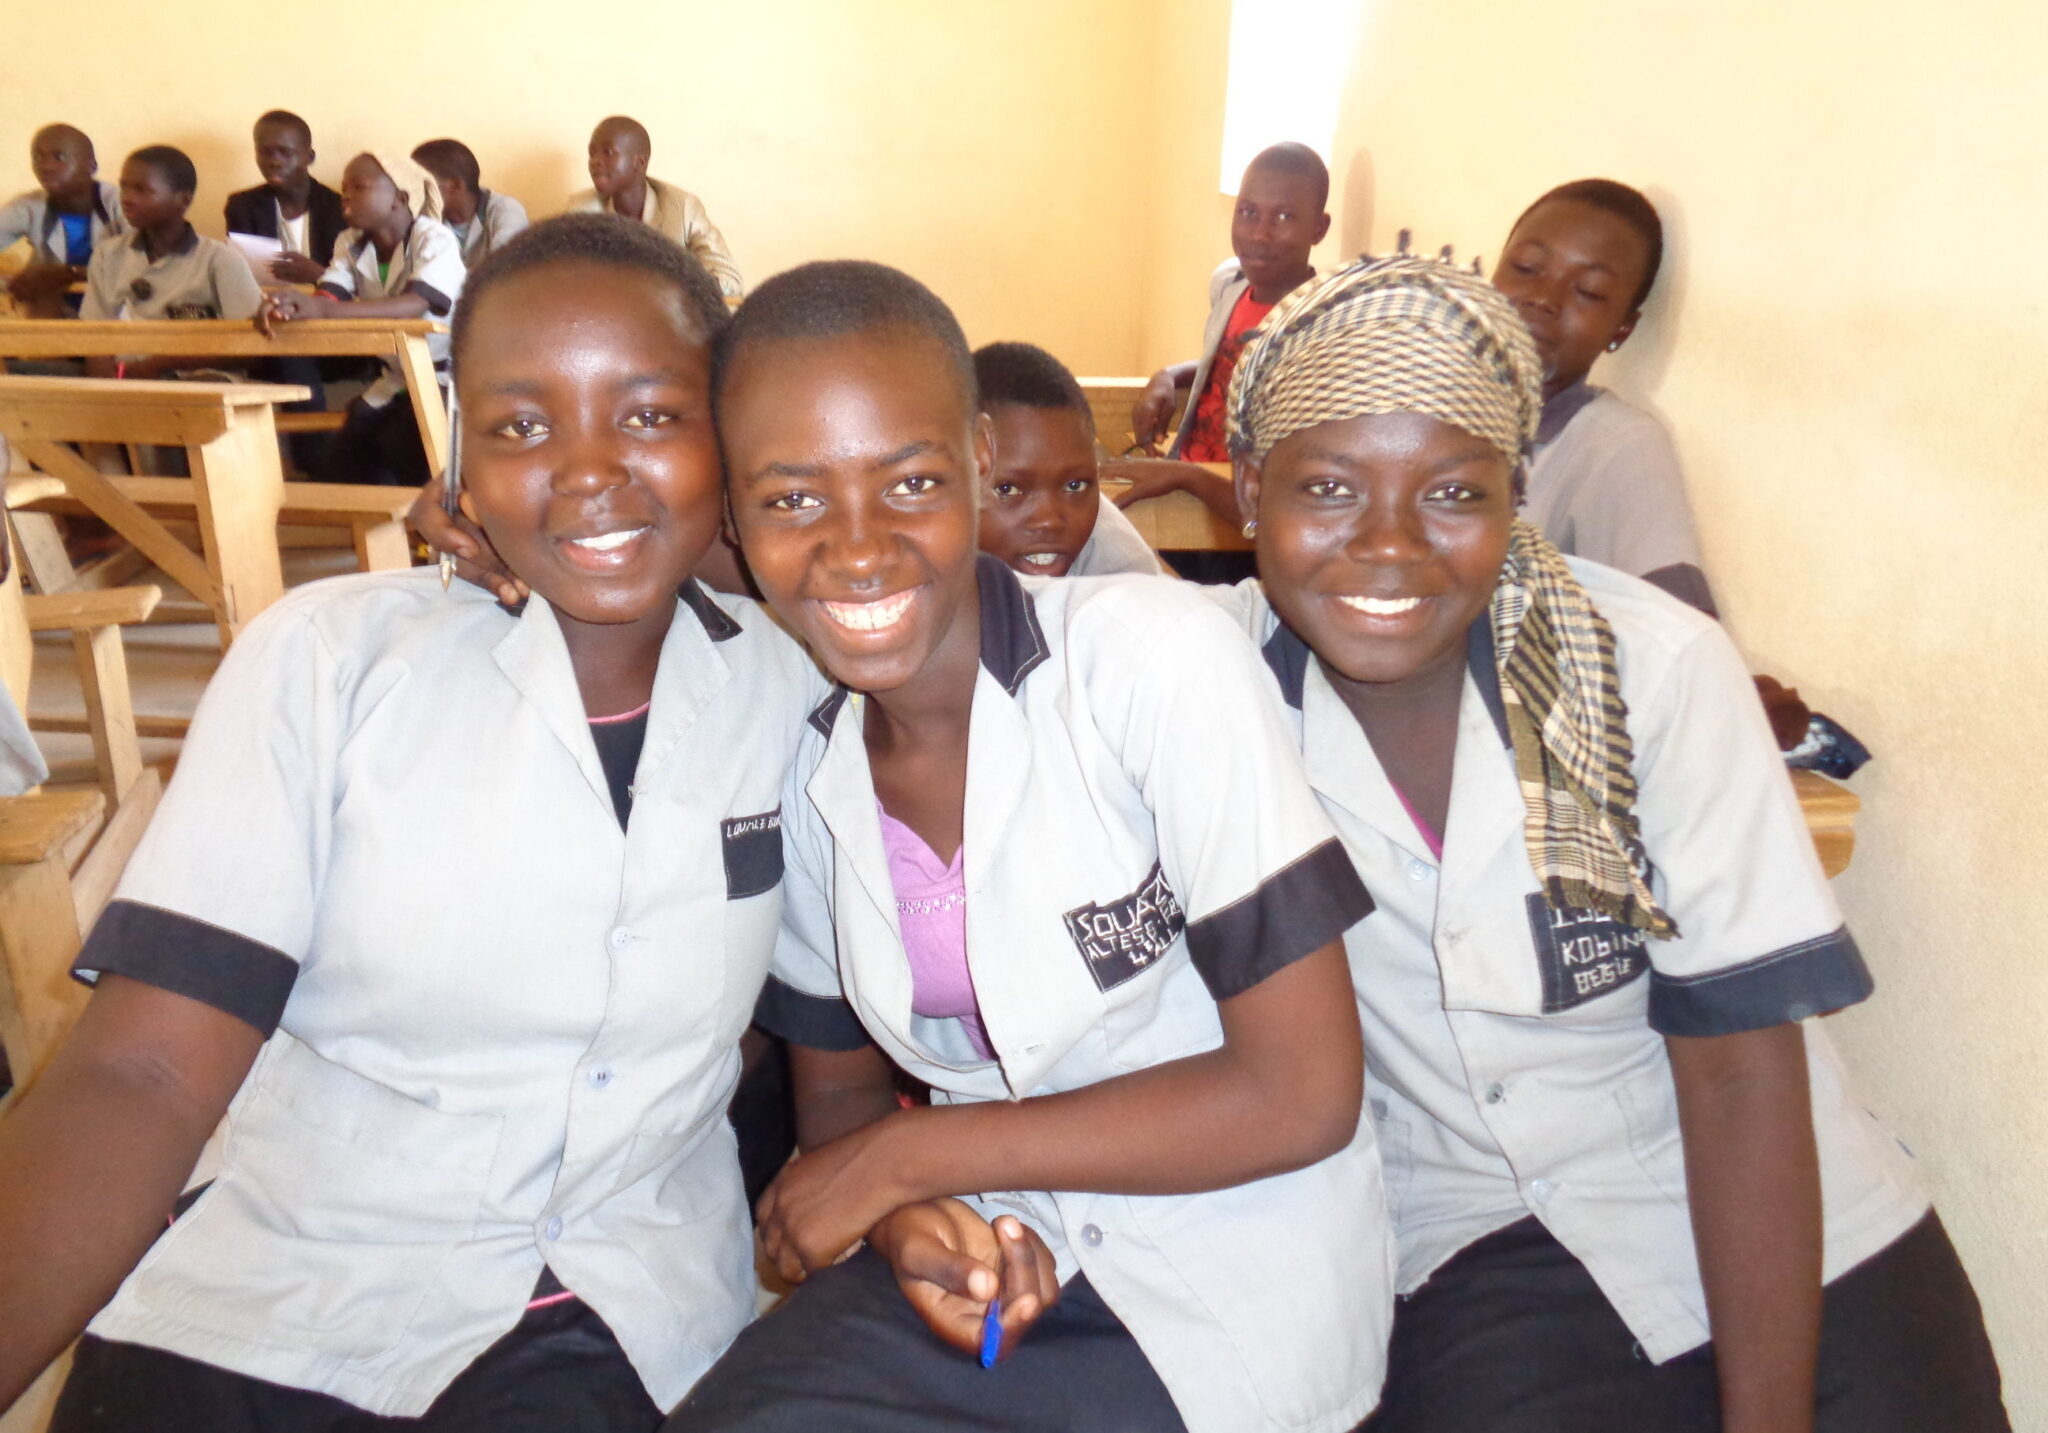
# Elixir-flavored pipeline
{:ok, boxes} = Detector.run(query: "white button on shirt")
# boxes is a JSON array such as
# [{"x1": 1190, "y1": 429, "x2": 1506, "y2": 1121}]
[
  {"x1": 1211, "y1": 568, "x2": 1927, "y2": 1363},
  {"x1": 74, "y1": 570, "x2": 825, "y2": 1416}
]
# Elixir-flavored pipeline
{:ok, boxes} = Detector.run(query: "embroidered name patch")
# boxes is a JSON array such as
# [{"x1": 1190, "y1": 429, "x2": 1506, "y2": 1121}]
[
  {"x1": 1527, "y1": 894, "x2": 1649, "y2": 1012},
  {"x1": 1064, "y1": 862, "x2": 1186, "y2": 993},
  {"x1": 721, "y1": 808, "x2": 783, "y2": 899}
]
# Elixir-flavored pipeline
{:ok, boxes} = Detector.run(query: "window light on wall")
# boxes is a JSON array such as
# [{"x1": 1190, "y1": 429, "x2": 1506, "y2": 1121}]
[{"x1": 1217, "y1": 0, "x2": 1363, "y2": 193}]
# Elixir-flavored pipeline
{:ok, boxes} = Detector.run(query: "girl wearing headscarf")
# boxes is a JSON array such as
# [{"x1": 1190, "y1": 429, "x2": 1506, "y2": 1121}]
[
  {"x1": 1206, "y1": 256, "x2": 2006, "y2": 1431},
  {"x1": 259, "y1": 150, "x2": 465, "y2": 485}
]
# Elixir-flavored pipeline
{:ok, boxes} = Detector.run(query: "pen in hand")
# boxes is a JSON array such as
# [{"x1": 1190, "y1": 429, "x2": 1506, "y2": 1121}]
[
  {"x1": 979, "y1": 1296, "x2": 1003, "y2": 1369},
  {"x1": 439, "y1": 393, "x2": 463, "y2": 591}
]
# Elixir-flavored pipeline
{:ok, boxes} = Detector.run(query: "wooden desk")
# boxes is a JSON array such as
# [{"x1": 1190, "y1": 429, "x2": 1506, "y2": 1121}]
[
  {"x1": 1099, "y1": 461, "x2": 1250, "y2": 552},
  {"x1": 1078, "y1": 376, "x2": 1150, "y2": 454},
  {"x1": 0, "y1": 376, "x2": 308, "y2": 642},
  {"x1": 0, "y1": 318, "x2": 450, "y2": 483}
]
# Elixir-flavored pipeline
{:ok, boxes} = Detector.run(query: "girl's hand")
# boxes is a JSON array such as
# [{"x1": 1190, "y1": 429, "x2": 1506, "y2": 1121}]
[
  {"x1": 868, "y1": 1200, "x2": 1060, "y2": 1362},
  {"x1": 267, "y1": 252, "x2": 327, "y2": 285},
  {"x1": 408, "y1": 476, "x2": 526, "y2": 605},
  {"x1": 256, "y1": 290, "x2": 323, "y2": 335},
  {"x1": 756, "y1": 1111, "x2": 916, "y2": 1283}
]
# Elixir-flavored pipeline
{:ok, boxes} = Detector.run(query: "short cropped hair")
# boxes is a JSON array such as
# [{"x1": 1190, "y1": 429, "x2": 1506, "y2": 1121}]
[
  {"x1": 411, "y1": 139, "x2": 481, "y2": 192},
  {"x1": 1516, "y1": 178, "x2": 1664, "y2": 311},
  {"x1": 972, "y1": 342, "x2": 1091, "y2": 430},
  {"x1": 712, "y1": 259, "x2": 976, "y2": 416},
  {"x1": 1246, "y1": 142, "x2": 1330, "y2": 211},
  {"x1": 255, "y1": 110, "x2": 313, "y2": 147},
  {"x1": 130, "y1": 145, "x2": 197, "y2": 197},
  {"x1": 450, "y1": 213, "x2": 729, "y2": 369}
]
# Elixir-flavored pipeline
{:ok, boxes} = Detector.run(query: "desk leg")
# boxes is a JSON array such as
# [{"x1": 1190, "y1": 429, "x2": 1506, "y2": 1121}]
[
  {"x1": 0, "y1": 856, "x2": 88, "y2": 1088},
  {"x1": 186, "y1": 408, "x2": 286, "y2": 643},
  {"x1": 394, "y1": 337, "x2": 449, "y2": 486}
]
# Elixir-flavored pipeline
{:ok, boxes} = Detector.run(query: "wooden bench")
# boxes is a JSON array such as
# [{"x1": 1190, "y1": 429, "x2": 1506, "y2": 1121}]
[
  {"x1": 0, "y1": 376, "x2": 307, "y2": 643},
  {"x1": 1098, "y1": 460, "x2": 1251, "y2": 552},
  {"x1": 11, "y1": 475, "x2": 416, "y2": 578},
  {"x1": 0, "y1": 317, "x2": 450, "y2": 484}
]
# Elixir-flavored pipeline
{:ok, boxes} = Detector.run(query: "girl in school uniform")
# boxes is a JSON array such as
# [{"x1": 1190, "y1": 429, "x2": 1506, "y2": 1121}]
[
  {"x1": 666, "y1": 261, "x2": 1391, "y2": 1433},
  {"x1": 260, "y1": 150, "x2": 466, "y2": 487},
  {"x1": 0, "y1": 214, "x2": 826, "y2": 1432},
  {"x1": 1208, "y1": 254, "x2": 2007, "y2": 1431}
]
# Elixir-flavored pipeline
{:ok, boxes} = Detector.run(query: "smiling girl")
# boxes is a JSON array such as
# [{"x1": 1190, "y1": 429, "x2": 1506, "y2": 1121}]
[
  {"x1": 0, "y1": 215, "x2": 825, "y2": 1432},
  {"x1": 1211, "y1": 255, "x2": 2006, "y2": 1432},
  {"x1": 666, "y1": 261, "x2": 1389, "y2": 1433}
]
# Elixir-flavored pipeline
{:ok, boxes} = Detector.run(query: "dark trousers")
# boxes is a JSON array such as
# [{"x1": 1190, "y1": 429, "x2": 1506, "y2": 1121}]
[
  {"x1": 317, "y1": 397, "x2": 428, "y2": 487},
  {"x1": 1364, "y1": 1212, "x2": 2009, "y2": 1433},
  {"x1": 666, "y1": 1246, "x2": 1187, "y2": 1433},
  {"x1": 251, "y1": 356, "x2": 332, "y2": 475},
  {"x1": 51, "y1": 1273, "x2": 662, "y2": 1433}
]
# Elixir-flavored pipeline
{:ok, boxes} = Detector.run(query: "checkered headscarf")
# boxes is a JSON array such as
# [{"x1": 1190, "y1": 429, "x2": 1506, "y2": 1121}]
[
  {"x1": 1231, "y1": 256, "x2": 1677, "y2": 938},
  {"x1": 367, "y1": 151, "x2": 444, "y2": 223}
]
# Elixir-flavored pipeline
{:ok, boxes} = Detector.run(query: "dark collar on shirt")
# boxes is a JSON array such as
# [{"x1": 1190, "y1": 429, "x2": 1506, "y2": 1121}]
[
  {"x1": 37, "y1": 186, "x2": 113, "y2": 241},
  {"x1": 806, "y1": 556, "x2": 1049, "y2": 738},
  {"x1": 678, "y1": 578, "x2": 741, "y2": 642},
  {"x1": 1536, "y1": 379, "x2": 1601, "y2": 446},
  {"x1": 138, "y1": 223, "x2": 200, "y2": 262},
  {"x1": 1260, "y1": 609, "x2": 1510, "y2": 749}
]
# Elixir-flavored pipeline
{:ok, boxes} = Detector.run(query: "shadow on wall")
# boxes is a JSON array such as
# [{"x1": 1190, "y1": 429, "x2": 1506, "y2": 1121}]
[{"x1": 1598, "y1": 182, "x2": 1685, "y2": 403}]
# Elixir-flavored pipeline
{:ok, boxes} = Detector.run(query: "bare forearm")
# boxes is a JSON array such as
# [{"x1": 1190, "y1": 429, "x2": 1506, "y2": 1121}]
[
  {"x1": 330, "y1": 295, "x2": 432, "y2": 321},
  {"x1": 797, "y1": 1082, "x2": 900, "y2": 1150},
  {"x1": 1670, "y1": 1026, "x2": 1821, "y2": 1433},
  {"x1": 0, "y1": 1057, "x2": 219, "y2": 1404}
]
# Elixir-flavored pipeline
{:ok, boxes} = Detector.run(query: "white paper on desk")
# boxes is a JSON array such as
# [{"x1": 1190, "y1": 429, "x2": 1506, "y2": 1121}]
[{"x1": 228, "y1": 231, "x2": 290, "y2": 284}]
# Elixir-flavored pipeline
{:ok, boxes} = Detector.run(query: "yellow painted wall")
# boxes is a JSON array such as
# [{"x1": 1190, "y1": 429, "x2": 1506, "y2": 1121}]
[
  {"x1": 3, "y1": 0, "x2": 1156, "y2": 372},
  {"x1": 1143, "y1": 0, "x2": 2048, "y2": 1419}
]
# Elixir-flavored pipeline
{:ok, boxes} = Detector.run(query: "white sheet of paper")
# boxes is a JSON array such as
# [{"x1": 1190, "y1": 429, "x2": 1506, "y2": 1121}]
[{"x1": 227, "y1": 231, "x2": 288, "y2": 284}]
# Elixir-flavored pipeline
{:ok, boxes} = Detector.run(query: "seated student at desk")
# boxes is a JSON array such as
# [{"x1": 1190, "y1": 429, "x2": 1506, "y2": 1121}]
[
  {"x1": 1490, "y1": 179, "x2": 1714, "y2": 616},
  {"x1": 81, "y1": 147, "x2": 263, "y2": 354},
  {"x1": 412, "y1": 139, "x2": 529, "y2": 266},
  {"x1": 259, "y1": 152, "x2": 465, "y2": 487},
  {"x1": 571, "y1": 115, "x2": 742, "y2": 299},
  {"x1": 0, "y1": 124, "x2": 125, "y2": 317},
  {"x1": 223, "y1": 110, "x2": 348, "y2": 286}
]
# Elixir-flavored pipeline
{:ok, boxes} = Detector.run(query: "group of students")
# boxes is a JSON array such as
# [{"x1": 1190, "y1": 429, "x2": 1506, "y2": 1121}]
[
  {"x1": 0, "y1": 133, "x2": 2017, "y2": 1433},
  {"x1": 1, "y1": 111, "x2": 739, "y2": 484}
]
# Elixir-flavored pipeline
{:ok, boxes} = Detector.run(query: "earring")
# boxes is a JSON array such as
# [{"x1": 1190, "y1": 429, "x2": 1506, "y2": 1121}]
[
  {"x1": 1242, "y1": 520, "x2": 1258, "y2": 540},
  {"x1": 1606, "y1": 339, "x2": 1623, "y2": 352}
]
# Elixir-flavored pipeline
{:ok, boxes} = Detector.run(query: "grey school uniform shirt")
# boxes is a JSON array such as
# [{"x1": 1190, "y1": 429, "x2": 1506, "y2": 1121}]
[
  {"x1": 1210, "y1": 567, "x2": 1927, "y2": 1363},
  {"x1": 449, "y1": 189, "x2": 530, "y2": 266},
  {"x1": 761, "y1": 557, "x2": 1393, "y2": 1433},
  {"x1": 0, "y1": 180, "x2": 124, "y2": 266},
  {"x1": 72, "y1": 568, "x2": 826, "y2": 1416},
  {"x1": 80, "y1": 226, "x2": 263, "y2": 322}
]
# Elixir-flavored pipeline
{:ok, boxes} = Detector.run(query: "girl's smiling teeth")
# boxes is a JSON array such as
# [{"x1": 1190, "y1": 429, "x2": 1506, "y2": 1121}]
[
  {"x1": 1336, "y1": 594, "x2": 1425, "y2": 616},
  {"x1": 1019, "y1": 552, "x2": 1067, "y2": 569},
  {"x1": 567, "y1": 526, "x2": 647, "y2": 552},
  {"x1": 817, "y1": 588, "x2": 919, "y2": 633}
]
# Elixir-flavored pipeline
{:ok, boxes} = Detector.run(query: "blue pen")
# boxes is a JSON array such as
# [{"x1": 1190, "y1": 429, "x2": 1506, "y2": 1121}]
[{"x1": 978, "y1": 1297, "x2": 1003, "y2": 1369}]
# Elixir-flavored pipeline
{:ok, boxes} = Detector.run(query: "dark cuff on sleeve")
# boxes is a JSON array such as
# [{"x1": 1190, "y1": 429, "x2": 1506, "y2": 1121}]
[
  {"x1": 753, "y1": 976, "x2": 873, "y2": 1052},
  {"x1": 314, "y1": 282, "x2": 351, "y2": 302},
  {"x1": 1649, "y1": 925, "x2": 1872, "y2": 1037},
  {"x1": 71, "y1": 899, "x2": 298, "y2": 1037},
  {"x1": 1185, "y1": 839, "x2": 1374, "y2": 1001},
  {"x1": 404, "y1": 280, "x2": 454, "y2": 317}
]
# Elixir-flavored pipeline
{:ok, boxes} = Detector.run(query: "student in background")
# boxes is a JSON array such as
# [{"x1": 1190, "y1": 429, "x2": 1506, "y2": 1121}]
[
  {"x1": 972, "y1": 341, "x2": 1160, "y2": 578},
  {"x1": 571, "y1": 116, "x2": 742, "y2": 298},
  {"x1": 81, "y1": 146, "x2": 262, "y2": 363},
  {"x1": 1490, "y1": 179, "x2": 1714, "y2": 616},
  {"x1": 412, "y1": 138, "x2": 529, "y2": 266},
  {"x1": 1217, "y1": 254, "x2": 2007, "y2": 1433},
  {"x1": 0, "y1": 214, "x2": 824, "y2": 1433},
  {"x1": 259, "y1": 152, "x2": 464, "y2": 486},
  {"x1": 223, "y1": 110, "x2": 347, "y2": 285},
  {"x1": 1, "y1": 124, "x2": 125, "y2": 315}
]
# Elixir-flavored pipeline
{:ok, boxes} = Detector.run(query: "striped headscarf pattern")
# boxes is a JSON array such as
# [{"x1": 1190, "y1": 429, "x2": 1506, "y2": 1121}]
[{"x1": 1230, "y1": 255, "x2": 1677, "y2": 938}]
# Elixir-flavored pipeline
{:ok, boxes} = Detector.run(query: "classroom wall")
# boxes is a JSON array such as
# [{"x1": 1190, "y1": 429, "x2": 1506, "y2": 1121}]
[
  {"x1": 1142, "y1": 0, "x2": 2048, "y2": 1419},
  {"x1": 2, "y1": 0, "x2": 1157, "y2": 373}
]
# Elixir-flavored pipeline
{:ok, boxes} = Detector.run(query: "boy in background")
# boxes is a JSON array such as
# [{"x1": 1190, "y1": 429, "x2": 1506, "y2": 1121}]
[
  {"x1": 83, "y1": 146, "x2": 263, "y2": 355},
  {"x1": 223, "y1": 110, "x2": 347, "y2": 284},
  {"x1": 973, "y1": 341, "x2": 1159, "y2": 578},
  {"x1": 571, "y1": 116, "x2": 742, "y2": 297},
  {"x1": 1, "y1": 124, "x2": 125, "y2": 315},
  {"x1": 412, "y1": 139, "x2": 528, "y2": 266}
]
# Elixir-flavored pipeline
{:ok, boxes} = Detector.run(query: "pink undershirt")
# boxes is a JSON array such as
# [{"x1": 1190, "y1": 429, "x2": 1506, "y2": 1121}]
[
  {"x1": 876, "y1": 803, "x2": 993, "y2": 1059},
  {"x1": 1392, "y1": 783, "x2": 1445, "y2": 861}
]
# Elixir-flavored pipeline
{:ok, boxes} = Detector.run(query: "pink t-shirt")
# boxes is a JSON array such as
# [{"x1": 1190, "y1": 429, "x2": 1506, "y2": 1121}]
[{"x1": 877, "y1": 804, "x2": 992, "y2": 1059}]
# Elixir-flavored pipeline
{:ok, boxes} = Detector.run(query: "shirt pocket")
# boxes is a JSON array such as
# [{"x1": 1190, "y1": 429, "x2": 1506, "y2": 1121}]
[
  {"x1": 721, "y1": 807, "x2": 784, "y2": 899},
  {"x1": 133, "y1": 1033, "x2": 505, "y2": 1363}
]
